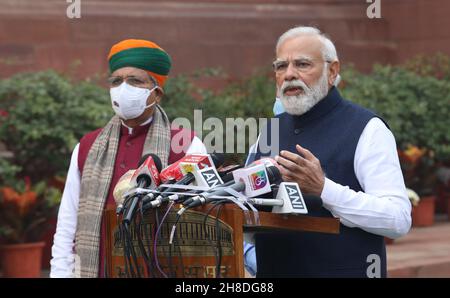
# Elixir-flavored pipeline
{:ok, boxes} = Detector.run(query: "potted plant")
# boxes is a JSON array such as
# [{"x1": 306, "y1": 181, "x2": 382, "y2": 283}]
[
  {"x1": 0, "y1": 159, "x2": 61, "y2": 277},
  {"x1": 399, "y1": 145, "x2": 437, "y2": 227}
]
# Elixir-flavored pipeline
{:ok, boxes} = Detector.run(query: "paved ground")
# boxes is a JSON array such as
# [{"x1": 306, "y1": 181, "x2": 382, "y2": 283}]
[{"x1": 387, "y1": 216, "x2": 450, "y2": 277}]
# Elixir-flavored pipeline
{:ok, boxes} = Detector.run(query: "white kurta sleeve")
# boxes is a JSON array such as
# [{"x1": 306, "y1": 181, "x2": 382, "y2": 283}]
[
  {"x1": 320, "y1": 118, "x2": 412, "y2": 239},
  {"x1": 50, "y1": 143, "x2": 80, "y2": 278}
]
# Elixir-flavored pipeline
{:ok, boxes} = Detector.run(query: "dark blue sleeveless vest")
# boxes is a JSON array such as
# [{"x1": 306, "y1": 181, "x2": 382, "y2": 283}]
[{"x1": 253, "y1": 87, "x2": 387, "y2": 277}]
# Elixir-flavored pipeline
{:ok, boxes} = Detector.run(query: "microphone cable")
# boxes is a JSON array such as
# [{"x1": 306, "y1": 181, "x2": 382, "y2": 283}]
[
  {"x1": 215, "y1": 202, "x2": 225, "y2": 278},
  {"x1": 175, "y1": 234, "x2": 186, "y2": 278},
  {"x1": 124, "y1": 220, "x2": 142, "y2": 277},
  {"x1": 136, "y1": 201, "x2": 155, "y2": 278},
  {"x1": 163, "y1": 203, "x2": 178, "y2": 278},
  {"x1": 121, "y1": 222, "x2": 136, "y2": 277},
  {"x1": 122, "y1": 194, "x2": 143, "y2": 278},
  {"x1": 120, "y1": 210, "x2": 136, "y2": 278},
  {"x1": 202, "y1": 200, "x2": 227, "y2": 278},
  {"x1": 167, "y1": 230, "x2": 176, "y2": 277},
  {"x1": 167, "y1": 210, "x2": 186, "y2": 278},
  {"x1": 150, "y1": 219, "x2": 159, "y2": 278},
  {"x1": 153, "y1": 201, "x2": 174, "y2": 278},
  {"x1": 119, "y1": 221, "x2": 132, "y2": 278},
  {"x1": 168, "y1": 209, "x2": 190, "y2": 278},
  {"x1": 154, "y1": 207, "x2": 170, "y2": 277}
]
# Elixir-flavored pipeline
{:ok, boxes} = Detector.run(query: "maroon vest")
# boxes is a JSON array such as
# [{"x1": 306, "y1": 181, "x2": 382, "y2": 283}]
[{"x1": 77, "y1": 122, "x2": 195, "y2": 277}]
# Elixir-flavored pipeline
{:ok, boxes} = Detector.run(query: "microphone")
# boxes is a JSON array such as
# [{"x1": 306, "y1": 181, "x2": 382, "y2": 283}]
[
  {"x1": 143, "y1": 153, "x2": 225, "y2": 209},
  {"x1": 183, "y1": 164, "x2": 281, "y2": 209},
  {"x1": 115, "y1": 154, "x2": 159, "y2": 215},
  {"x1": 273, "y1": 182, "x2": 308, "y2": 214},
  {"x1": 113, "y1": 154, "x2": 161, "y2": 215},
  {"x1": 113, "y1": 169, "x2": 135, "y2": 214},
  {"x1": 130, "y1": 153, "x2": 162, "y2": 188},
  {"x1": 159, "y1": 153, "x2": 224, "y2": 183},
  {"x1": 247, "y1": 182, "x2": 323, "y2": 214},
  {"x1": 123, "y1": 154, "x2": 162, "y2": 224}
]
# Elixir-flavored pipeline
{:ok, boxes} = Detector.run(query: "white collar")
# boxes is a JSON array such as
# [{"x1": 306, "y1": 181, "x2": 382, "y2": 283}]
[{"x1": 121, "y1": 116, "x2": 153, "y2": 135}]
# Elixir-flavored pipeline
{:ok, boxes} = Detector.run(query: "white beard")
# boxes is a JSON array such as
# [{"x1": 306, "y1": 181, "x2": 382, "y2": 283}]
[{"x1": 277, "y1": 67, "x2": 330, "y2": 116}]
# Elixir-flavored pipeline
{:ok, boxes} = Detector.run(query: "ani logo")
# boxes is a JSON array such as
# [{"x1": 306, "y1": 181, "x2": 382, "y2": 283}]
[{"x1": 250, "y1": 170, "x2": 268, "y2": 190}]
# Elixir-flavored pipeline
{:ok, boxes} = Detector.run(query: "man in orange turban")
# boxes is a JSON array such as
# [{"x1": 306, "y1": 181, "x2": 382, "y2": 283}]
[{"x1": 51, "y1": 39, "x2": 206, "y2": 278}]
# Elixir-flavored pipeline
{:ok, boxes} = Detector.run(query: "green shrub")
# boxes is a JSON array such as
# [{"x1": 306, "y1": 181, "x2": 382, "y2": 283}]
[
  {"x1": 0, "y1": 158, "x2": 21, "y2": 189},
  {"x1": 0, "y1": 70, "x2": 112, "y2": 182},
  {"x1": 164, "y1": 68, "x2": 274, "y2": 120},
  {"x1": 163, "y1": 68, "x2": 275, "y2": 163},
  {"x1": 340, "y1": 64, "x2": 450, "y2": 161},
  {"x1": 403, "y1": 52, "x2": 450, "y2": 81}
]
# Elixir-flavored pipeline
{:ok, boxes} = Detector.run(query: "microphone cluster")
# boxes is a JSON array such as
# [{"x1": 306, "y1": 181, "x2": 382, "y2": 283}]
[{"x1": 112, "y1": 152, "x2": 323, "y2": 277}]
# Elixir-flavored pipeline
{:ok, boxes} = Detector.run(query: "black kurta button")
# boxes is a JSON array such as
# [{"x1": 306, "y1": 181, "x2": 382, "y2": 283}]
[{"x1": 294, "y1": 128, "x2": 301, "y2": 134}]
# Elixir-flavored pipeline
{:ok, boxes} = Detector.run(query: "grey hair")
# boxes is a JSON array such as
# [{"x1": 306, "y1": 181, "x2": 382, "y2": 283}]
[{"x1": 276, "y1": 26, "x2": 339, "y2": 63}]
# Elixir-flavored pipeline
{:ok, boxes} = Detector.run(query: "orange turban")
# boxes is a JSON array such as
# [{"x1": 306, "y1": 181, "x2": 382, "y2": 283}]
[{"x1": 108, "y1": 39, "x2": 172, "y2": 87}]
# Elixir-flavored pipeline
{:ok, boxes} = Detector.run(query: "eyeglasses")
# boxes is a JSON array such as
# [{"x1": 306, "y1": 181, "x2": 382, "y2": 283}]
[
  {"x1": 107, "y1": 75, "x2": 152, "y2": 88},
  {"x1": 272, "y1": 58, "x2": 331, "y2": 74}
]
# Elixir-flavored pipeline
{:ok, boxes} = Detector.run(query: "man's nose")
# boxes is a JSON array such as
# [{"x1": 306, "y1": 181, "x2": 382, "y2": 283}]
[{"x1": 284, "y1": 62, "x2": 299, "y2": 81}]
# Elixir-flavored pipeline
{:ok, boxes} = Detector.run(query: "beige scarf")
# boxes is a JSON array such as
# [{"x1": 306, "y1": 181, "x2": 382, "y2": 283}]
[{"x1": 74, "y1": 105, "x2": 171, "y2": 277}]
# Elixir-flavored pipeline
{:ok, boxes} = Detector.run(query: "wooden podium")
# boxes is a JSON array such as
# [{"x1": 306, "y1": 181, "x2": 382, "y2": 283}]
[{"x1": 104, "y1": 205, "x2": 340, "y2": 278}]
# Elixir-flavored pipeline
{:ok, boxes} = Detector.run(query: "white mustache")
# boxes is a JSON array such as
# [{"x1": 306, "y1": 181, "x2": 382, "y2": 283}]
[{"x1": 281, "y1": 80, "x2": 310, "y2": 94}]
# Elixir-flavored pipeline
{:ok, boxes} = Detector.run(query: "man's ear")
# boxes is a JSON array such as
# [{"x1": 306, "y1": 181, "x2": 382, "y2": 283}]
[
  {"x1": 153, "y1": 86, "x2": 164, "y2": 104},
  {"x1": 328, "y1": 61, "x2": 340, "y2": 87}
]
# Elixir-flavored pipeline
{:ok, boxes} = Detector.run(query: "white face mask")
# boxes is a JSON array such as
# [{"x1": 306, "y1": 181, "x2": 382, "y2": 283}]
[{"x1": 110, "y1": 82, "x2": 158, "y2": 120}]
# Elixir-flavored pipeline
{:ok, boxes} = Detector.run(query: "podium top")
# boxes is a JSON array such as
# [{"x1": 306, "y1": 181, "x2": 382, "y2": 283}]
[{"x1": 243, "y1": 211, "x2": 340, "y2": 235}]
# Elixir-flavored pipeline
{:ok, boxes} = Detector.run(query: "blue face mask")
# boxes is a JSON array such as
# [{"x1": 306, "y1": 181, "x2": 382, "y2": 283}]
[{"x1": 272, "y1": 97, "x2": 285, "y2": 116}]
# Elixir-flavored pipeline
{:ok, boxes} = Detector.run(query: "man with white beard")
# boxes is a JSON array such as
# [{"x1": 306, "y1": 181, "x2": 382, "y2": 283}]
[{"x1": 244, "y1": 26, "x2": 411, "y2": 278}]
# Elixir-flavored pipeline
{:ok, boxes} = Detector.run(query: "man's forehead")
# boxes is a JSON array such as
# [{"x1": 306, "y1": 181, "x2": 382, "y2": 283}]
[
  {"x1": 276, "y1": 35, "x2": 323, "y2": 60},
  {"x1": 111, "y1": 66, "x2": 148, "y2": 77}
]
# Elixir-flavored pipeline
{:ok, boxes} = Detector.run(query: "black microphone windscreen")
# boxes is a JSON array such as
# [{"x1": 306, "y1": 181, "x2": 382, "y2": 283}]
[
  {"x1": 210, "y1": 152, "x2": 225, "y2": 168},
  {"x1": 266, "y1": 166, "x2": 282, "y2": 184},
  {"x1": 218, "y1": 164, "x2": 244, "y2": 178},
  {"x1": 220, "y1": 172, "x2": 235, "y2": 183},
  {"x1": 138, "y1": 154, "x2": 152, "y2": 166},
  {"x1": 142, "y1": 153, "x2": 162, "y2": 173}
]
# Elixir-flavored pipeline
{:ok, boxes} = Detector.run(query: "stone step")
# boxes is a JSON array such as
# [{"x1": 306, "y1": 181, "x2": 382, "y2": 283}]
[{"x1": 387, "y1": 218, "x2": 450, "y2": 278}]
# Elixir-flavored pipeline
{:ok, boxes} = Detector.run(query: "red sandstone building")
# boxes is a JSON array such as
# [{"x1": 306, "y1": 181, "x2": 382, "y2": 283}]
[{"x1": 0, "y1": 0, "x2": 449, "y2": 79}]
